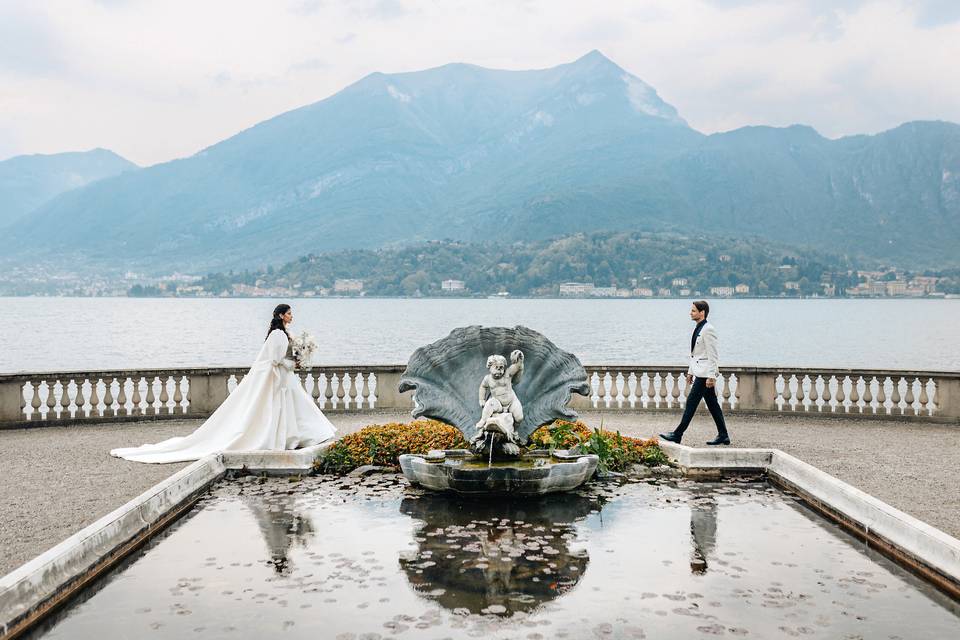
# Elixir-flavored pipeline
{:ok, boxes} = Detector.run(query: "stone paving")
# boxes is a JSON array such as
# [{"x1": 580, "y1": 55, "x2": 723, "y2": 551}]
[{"x1": 1, "y1": 410, "x2": 958, "y2": 577}]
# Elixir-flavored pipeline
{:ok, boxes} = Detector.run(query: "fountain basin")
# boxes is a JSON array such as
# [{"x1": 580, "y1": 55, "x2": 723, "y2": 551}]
[{"x1": 398, "y1": 449, "x2": 599, "y2": 495}]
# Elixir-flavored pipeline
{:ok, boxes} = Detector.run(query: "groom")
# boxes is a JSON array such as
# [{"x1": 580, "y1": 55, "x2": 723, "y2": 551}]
[{"x1": 660, "y1": 300, "x2": 731, "y2": 446}]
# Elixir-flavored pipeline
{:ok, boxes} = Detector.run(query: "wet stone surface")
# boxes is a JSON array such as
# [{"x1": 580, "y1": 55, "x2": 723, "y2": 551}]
[{"x1": 25, "y1": 473, "x2": 960, "y2": 639}]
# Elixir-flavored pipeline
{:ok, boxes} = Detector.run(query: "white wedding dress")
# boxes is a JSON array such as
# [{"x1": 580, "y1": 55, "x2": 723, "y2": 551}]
[{"x1": 111, "y1": 329, "x2": 337, "y2": 464}]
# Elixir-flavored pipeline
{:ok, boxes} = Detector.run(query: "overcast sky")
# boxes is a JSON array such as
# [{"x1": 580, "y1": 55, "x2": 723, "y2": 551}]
[{"x1": 1, "y1": 0, "x2": 957, "y2": 166}]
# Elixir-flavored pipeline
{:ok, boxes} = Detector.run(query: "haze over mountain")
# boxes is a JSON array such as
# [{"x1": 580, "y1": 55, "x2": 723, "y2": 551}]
[
  {"x1": 5, "y1": 51, "x2": 959, "y2": 271},
  {"x1": 0, "y1": 149, "x2": 137, "y2": 229}
]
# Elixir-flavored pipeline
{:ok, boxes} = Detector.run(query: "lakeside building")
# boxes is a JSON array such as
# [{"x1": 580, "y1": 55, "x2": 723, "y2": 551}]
[
  {"x1": 634, "y1": 287, "x2": 654, "y2": 297},
  {"x1": 710, "y1": 286, "x2": 735, "y2": 297},
  {"x1": 671, "y1": 277, "x2": 688, "y2": 287},
  {"x1": 441, "y1": 279, "x2": 465, "y2": 291},
  {"x1": 591, "y1": 286, "x2": 618, "y2": 297},
  {"x1": 334, "y1": 279, "x2": 364, "y2": 293},
  {"x1": 559, "y1": 282, "x2": 595, "y2": 296},
  {"x1": 735, "y1": 283, "x2": 750, "y2": 294}
]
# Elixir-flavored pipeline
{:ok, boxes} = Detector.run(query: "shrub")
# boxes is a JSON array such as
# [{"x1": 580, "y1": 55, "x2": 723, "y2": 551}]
[
  {"x1": 315, "y1": 419, "x2": 469, "y2": 474},
  {"x1": 528, "y1": 420, "x2": 669, "y2": 473}
]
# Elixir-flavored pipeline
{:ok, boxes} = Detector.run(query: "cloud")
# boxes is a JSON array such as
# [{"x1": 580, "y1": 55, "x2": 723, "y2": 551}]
[
  {"x1": 913, "y1": 0, "x2": 960, "y2": 28},
  {"x1": 0, "y1": 4, "x2": 66, "y2": 76}
]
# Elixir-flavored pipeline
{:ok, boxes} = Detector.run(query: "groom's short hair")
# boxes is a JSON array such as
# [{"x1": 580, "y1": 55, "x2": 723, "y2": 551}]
[{"x1": 693, "y1": 300, "x2": 710, "y2": 317}]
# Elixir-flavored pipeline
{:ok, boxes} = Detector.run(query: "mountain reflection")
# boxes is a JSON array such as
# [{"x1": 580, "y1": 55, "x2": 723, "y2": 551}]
[{"x1": 398, "y1": 494, "x2": 595, "y2": 615}]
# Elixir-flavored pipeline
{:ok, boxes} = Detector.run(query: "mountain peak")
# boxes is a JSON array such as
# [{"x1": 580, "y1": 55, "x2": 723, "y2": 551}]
[{"x1": 569, "y1": 49, "x2": 621, "y2": 71}]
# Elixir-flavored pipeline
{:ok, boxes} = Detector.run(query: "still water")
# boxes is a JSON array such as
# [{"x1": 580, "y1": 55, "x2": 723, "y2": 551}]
[
  {"x1": 27, "y1": 476, "x2": 960, "y2": 639},
  {"x1": 1, "y1": 297, "x2": 958, "y2": 373}
]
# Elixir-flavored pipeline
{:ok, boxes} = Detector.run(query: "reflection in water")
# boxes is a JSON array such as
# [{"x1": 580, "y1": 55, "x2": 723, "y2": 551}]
[
  {"x1": 398, "y1": 494, "x2": 595, "y2": 615},
  {"x1": 688, "y1": 488, "x2": 718, "y2": 574},
  {"x1": 242, "y1": 494, "x2": 315, "y2": 574}
]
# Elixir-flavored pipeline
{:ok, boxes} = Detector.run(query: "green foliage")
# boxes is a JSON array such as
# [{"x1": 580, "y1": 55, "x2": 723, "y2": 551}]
[
  {"x1": 314, "y1": 420, "x2": 469, "y2": 475},
  {"x1": 528, "y1": 420, "x2": 668, "y2": 474}
]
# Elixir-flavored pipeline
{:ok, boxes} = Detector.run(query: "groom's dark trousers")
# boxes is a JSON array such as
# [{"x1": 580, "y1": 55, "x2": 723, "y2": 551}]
[{"x1": 674, "y1": 376, "x2": 728, "y2": 438}]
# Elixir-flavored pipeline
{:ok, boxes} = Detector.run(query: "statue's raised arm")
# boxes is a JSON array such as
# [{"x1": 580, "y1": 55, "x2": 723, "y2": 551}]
[{"x1": 508, "y1": 349, "x2": 524, "y2": 383}]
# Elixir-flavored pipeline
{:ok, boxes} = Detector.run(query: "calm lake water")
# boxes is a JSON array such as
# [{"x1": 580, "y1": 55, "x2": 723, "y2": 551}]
[
  {"x1": 25, "y1": 477, "x2": 960, "y2": 639},
  {"x1": 1, "y1": 297, "x2": 958, "y2": 373}
]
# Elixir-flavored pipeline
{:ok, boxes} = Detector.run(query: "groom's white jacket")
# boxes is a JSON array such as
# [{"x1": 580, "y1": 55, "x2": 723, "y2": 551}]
[{"x1": 688, "y1": 321, "x2": 720, "y2": 379}]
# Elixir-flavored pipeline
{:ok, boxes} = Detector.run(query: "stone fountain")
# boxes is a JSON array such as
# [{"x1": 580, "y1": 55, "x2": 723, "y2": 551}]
[{"x1": 397, "y1": 326, "x2": 598, "y2": 495}]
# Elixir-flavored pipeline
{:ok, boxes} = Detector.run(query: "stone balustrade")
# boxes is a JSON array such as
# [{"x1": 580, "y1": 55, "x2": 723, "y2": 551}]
[{"x1": 0, "y1": 365, "x2": 958, "y2": 428}]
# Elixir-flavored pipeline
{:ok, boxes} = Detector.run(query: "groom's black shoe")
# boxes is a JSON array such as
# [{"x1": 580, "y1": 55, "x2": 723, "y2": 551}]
[
  {"x1": 706, "y1": 435, "x2": 731, "y2": 446},
  {"x1": 659, "y1": 431, "x2": 682, "y2": 444}
]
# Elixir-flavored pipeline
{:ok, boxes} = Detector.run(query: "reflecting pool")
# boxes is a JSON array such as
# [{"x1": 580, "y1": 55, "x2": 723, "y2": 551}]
[{"x1": 26, "y1": 474, "x2": 960, "y2": 639}]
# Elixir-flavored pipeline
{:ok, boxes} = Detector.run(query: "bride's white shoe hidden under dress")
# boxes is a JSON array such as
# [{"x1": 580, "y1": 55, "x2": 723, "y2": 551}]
[{"x1": 110, "y1": 329, "x2": 336, "y2": 464}]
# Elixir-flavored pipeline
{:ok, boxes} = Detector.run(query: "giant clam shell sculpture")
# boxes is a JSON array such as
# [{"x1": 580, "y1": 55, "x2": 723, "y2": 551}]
[{"x1": 398, "y1": 325, "x2": 591, "y2": 443}]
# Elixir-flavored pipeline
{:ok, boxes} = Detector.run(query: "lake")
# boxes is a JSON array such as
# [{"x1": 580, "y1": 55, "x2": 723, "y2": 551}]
[{"x1": 1, "y1": 297, "x2": 958, "y2": 373}]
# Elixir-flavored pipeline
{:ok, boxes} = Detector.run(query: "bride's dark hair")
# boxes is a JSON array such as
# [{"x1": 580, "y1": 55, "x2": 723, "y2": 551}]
[{"x1": 266, "y1": 303, "x2": 292, "y2": 340}]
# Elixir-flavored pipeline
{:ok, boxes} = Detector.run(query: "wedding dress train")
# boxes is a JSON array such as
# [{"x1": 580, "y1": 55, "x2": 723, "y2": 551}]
[{"x1": 111, "y1": 329, "x2": 336, "y2": 464}]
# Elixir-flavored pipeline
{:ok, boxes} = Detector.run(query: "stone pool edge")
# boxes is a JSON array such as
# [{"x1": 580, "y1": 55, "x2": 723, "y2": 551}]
[
  {"x1": 659, "y1": 441, "x2": 960, "y2": 601},
  {"x1": 0, "y1": 442, "x2": 333, "y2": 640}
]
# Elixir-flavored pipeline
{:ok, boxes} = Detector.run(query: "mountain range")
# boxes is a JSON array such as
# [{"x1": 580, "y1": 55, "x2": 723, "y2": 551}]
[
  {"x1": 3, "y1": 51, "x2": 959, "y2": 271},
  {"x1": 0, "y1": 149, "x2": 136, "y2": 229}
]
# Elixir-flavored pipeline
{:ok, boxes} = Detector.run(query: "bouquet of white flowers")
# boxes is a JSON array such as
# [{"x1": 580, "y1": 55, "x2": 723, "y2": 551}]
[{"x1": 290, "y1": 331, "x2": 320, "y2": 369}]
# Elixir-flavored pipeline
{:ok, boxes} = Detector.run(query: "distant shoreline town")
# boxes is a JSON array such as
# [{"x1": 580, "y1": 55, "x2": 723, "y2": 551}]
[
  {"x1": 3, "y1": 232, "x2": 958, "y2": 299},
  {"x1": 123, "y1": 267, "x2": 952, "y2": 299}
]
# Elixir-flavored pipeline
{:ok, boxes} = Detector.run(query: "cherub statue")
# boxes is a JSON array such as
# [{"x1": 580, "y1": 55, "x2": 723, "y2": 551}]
[{"x1": 471, "y1": 350, "x2": 524, "y2": 456}]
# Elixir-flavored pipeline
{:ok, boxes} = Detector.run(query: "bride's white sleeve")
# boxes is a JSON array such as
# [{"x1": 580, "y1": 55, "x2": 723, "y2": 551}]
[{"x1": 266, "y1": 330, "x2": 293, "y2": 369}]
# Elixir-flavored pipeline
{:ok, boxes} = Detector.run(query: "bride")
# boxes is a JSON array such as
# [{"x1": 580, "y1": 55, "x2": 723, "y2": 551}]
[{"x1": 111, "y1": 304, "x2": 337, "y2": 464}]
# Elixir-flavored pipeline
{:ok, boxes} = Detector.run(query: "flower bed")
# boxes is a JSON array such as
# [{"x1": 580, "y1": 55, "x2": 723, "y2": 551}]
[
  {"x1": 529, "y1": 420, "x2": 669, "y2": 473},
  {"x1": 315, "y1": 419, "x2": 469, "y2": 474}
]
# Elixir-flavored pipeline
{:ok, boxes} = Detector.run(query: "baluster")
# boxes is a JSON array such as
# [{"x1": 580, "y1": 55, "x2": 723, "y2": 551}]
[
  {"x1": 671, "y1": 373, "x2": 681, "y2": 408},
  {"x1": 29, "y1": 382, "x2": 42, "y2": 420},
  {"x1": 818, "y1": 375, "x2": 829, "y2": 412},
  {"x1": 344, "y1": 372, "x2": 356, "y2": 410},
  {"x1": 721, "y1": 374, "x2": 732, "y2": 409},
  {"x1": 796, "y1": 375, "x2": 807, "y2": 411},
  {"x1": 863, "y1": 377, "x2": 875, "y2": 413},
  {"x1": 361, "y1": 373, "x2": 371, "y2": 410},
  {"x1": 59, "y1": 379, "x2": 72, "y2": 418},
  {"x1": 335, "y1": 373, "x2": 347, "y2": 410},
  {"x1": 105, "y1": 378, "x2": 117, "y2": 417},
  {"x1": 657, "y1": 373, "x2": 668, "y2": 408},
  {"x1": 833, "y1": 375, "x2": 845, "y2": 413},
  {"x1": 117, "y1": 378, "x2": 129, "y2": 416},
  {"x1": 612, "y1": 372, "x2": 623, "y2": 408},
  {"x1": 623, "y1": 371, "x2": 639, "y2": 409},
  {"x1": 877, "y1": 377, "x2": 889, "y2": 415},
  {"x1": 324, "y1": 374, "x2": 335, "y2": 410},
  {"x1": 143, "y1": 376, "x2": 156, "y2": 415},
  {"x1": 131, "y1": 376, "x2": 143, "y2": 416},
  {"x1": 73, "y1": 378, "x2": 88, "y2": 418},
  {"x1": 849, "y1": 376, "x2": 861, "y2": 413},
  {"x1": 890, "y1": 377, "x2": 902, "y2": 415},
  {"x1": 89, "y1": 378, "x2": 102, "y2": 418},
  {"x1": 919, "y1": 378, "x2": 931, "y2": 416},
  {"x1": 930, "y1": 379, "x2": 940, "y2": 415},
  {"x1": 44, "y1": 380, "x2": 57, "y2": 419},
  {"x1": 157, "y1": 375, "x2": 170, "y2": 415},
  {"x1": 645, "y1": 373, "x2": 657, "y2": 409},
  {"x1": 172, "y1": 376, "x2": 185, "y2": 414},
  {"x1": 596, "y1": 373, "x2": 607, "y2": 410},
  {"x1": 310, "y1": 373, "x2": 323, "y2": 409},
  {"x1": 783, "y1": 375, "x2": 795, "y2": 410},
  {"x1": 903, "y1": 377, "x2": 916, "y2": 416}
]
